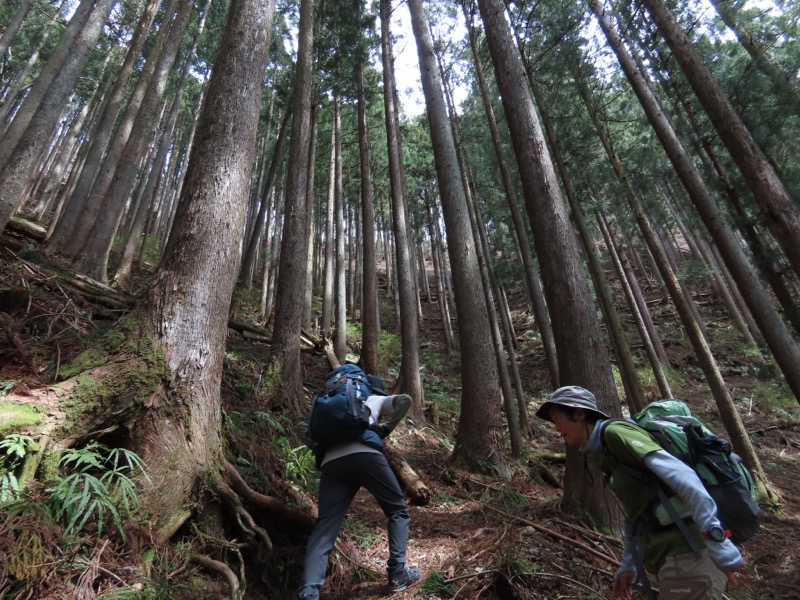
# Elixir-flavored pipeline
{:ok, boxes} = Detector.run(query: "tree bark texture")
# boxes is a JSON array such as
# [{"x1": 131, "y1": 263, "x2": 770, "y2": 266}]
[
  {"x1": 409, "y1": 0, "x2": 508, "y2": 477},
  {"x1": 128, "y1": 0, "x2": 275, "y2": 520},
  {"x1": 479, "y1": 0, "x2": 621, "y2": 517},
  {"x1": 467, "y1": 17, "x2": 559, "y2": 389}
]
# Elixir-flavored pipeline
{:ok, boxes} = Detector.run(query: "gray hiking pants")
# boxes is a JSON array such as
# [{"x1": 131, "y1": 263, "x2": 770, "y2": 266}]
[{"x1": 298, "y1": 451, "x2": 410, "y2": 598}]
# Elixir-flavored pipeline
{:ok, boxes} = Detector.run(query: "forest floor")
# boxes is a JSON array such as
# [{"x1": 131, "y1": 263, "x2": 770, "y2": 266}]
[{"x1": 1, "y1": 238, "x2": 800, "y2": 600}]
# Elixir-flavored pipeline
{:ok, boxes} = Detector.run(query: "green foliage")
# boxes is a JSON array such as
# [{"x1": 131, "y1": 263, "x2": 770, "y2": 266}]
[
  {"x1": 47, "y1": 443, "x2": 149, "y2": 540},
  {"x1": 492, "y1": 552, "x2": 543, "y2": 577},
  {"x1": 482, "y1": 487, "x2": 528, "y2": 512},
  {"x1": 274, "y1": 438, "x2": 315, "y2": 488},
  {"x1": 255, "y1": 411, "x2": 286, "y2": 434},
  {"x1": 436, "y1": 491, "x2": 463, "y2": 506},
  {"x1": 341, "y1": 517, "x2": 382, "y2": 549},
  {"x1": 420, "y1": 571, "x2": 458, "y2": 595},
  {"x1": 377, "y1": 330, "x2": 402, "y2": 370},
  {"x1": 741, "y1": 383, "x2": 798, "y2": 420},
  {"x1": 0, "y1": 434, "x2": 34, "y2": 503}
]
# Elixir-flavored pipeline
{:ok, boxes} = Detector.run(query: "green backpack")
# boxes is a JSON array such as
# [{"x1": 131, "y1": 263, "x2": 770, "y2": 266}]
[{"x1": 603, "y1": 399, "x2": 761, "y2": 544}]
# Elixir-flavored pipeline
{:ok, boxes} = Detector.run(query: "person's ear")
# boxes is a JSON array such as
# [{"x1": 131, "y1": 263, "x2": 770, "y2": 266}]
[{"x1": 573, "y1": 408, "x2": 586, "y2": 422}]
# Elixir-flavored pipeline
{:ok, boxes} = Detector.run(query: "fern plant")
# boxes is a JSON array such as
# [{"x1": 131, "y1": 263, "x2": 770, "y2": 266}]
[
  {"x1": 0, "y1": 434, "x2": 34, "y2": 504},
  {"x1": 47, "y1": 442, "x2": 149, "y2": 539}
]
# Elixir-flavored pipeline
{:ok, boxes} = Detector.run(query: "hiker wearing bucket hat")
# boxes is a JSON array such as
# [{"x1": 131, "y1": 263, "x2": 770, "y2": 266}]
[{"x1": 537, "y1": 386, "x2": 743, "y2": 600}]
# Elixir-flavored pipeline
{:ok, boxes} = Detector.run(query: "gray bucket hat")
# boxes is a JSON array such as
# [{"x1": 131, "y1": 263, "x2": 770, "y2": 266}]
[{"x1": 535, "y1": 386, "x2": 611, "y2": 422}]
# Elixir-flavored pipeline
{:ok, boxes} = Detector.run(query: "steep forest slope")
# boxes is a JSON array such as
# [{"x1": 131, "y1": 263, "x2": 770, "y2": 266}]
[{"x1": 1, "y1": 239, "x2": 799, "y2": 600}]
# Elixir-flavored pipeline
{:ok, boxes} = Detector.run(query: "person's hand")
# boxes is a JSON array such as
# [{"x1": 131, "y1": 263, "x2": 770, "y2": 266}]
[
  {"x1": 722, "y1": 558, "x2": 744, "y2": 588},
  {"x1": 369, "y1": 424, "x2": 390, "y2": 438},
  {"x1": 611, "y1": 570, "x2": 634, "y2": 600}
]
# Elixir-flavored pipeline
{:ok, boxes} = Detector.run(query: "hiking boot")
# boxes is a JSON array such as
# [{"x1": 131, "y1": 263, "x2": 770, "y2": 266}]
[{"x1": 387, "y1": 565, "x2": 420, "y2": 592}]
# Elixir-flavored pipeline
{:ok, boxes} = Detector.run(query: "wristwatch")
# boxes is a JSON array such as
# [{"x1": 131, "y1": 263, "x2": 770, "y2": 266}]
[{"x1": 703, "y1": 525, "x2": 729, "y2": 542}]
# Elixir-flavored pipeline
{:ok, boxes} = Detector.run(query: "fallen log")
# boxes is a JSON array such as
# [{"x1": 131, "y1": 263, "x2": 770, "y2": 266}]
[
  {"x1": 7, "y1": 216, "x2": 47, "y2": 241},
  {"x1": 385, "y1": 442, "x2": 432, "y2": 506}
]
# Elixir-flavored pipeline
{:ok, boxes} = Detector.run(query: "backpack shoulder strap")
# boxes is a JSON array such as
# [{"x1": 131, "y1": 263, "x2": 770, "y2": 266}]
[{"x1": 602, "y1": 420, "x2": 703, "y2": 558}]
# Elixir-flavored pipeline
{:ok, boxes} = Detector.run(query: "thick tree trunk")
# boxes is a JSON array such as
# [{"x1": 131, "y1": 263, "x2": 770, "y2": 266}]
[
  {"x1": 467, "y1": 17, "x2": 559, "y2": 389},
  {"x1": 409, "y1": 0, "x2": 507, "y2": 477},
  {"x1": 132, "y1": 0, "x2": 276, "y2": 519},
  {"x1": 526, "y1": 70, "x2": 646, "y2": 414},
  {"x1": 438, "y1": 46, "x2": 523, "y2": 455},
  {"x1": 478, "y1": 0, "x2": 619, "y2": 517}
]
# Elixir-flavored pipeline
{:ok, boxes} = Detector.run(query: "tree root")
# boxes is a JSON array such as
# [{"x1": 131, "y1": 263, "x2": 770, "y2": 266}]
[
  {"x1": 222, "y1": 460, "x2": 315, "y2": 533},
  {"x1": 189, "y1": 553, "x2": 242, "y2": 599},
  {"x1": 213, "y1": 473, "x2": 273, "y2": 554}
]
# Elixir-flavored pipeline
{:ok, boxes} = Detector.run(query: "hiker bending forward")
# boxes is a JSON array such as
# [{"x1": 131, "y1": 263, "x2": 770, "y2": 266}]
[
  {"x1": 296, "y1": 376, "x2": 419, "y2": 599},
  {"x1": 536, "y1": 386, "x2": 743, "y2": 600}
]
